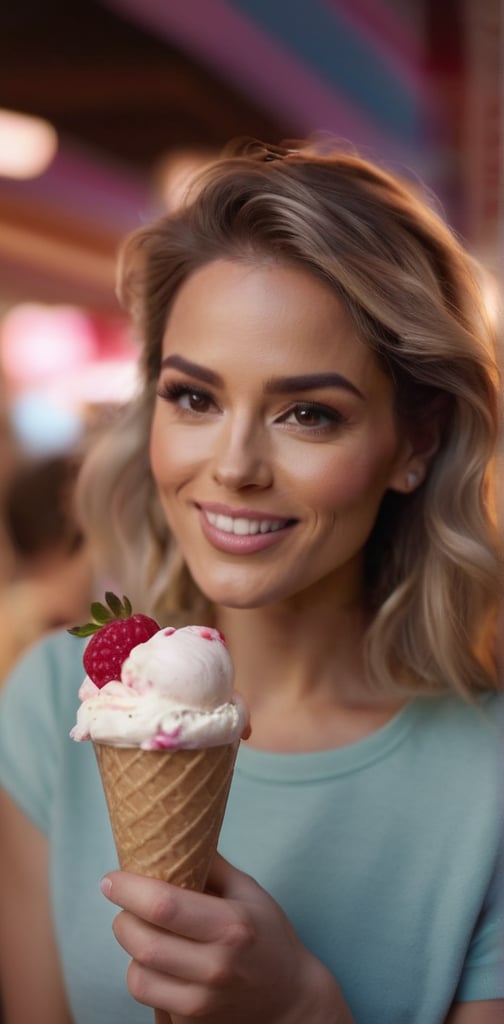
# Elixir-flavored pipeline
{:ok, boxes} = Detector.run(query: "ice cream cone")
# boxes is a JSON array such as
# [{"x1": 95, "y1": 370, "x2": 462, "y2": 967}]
[{"x1": 94, "y1": 741, "x2": 237, "y2": 891}]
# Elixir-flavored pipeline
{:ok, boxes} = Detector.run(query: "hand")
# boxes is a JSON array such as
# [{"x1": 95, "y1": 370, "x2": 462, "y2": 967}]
[{"x1": 101, "y1": 854, "x2": 348, "y2": 1023}]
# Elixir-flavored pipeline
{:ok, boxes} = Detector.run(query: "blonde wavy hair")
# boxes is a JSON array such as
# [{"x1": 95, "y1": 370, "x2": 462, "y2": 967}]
[{"x1": 78, "y1": 139, "x2": 502, "y2": 698}]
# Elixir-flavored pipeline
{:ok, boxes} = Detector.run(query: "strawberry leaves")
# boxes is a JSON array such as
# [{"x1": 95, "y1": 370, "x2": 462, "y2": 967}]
[{"x1": 68, "y1": 592, "x2": 134, "y2": 637}]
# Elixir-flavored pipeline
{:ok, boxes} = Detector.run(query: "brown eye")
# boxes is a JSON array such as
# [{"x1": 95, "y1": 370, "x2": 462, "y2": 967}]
[
  {"x1": 278, "y1": 402, "x2": 346, "y2": 431},
  {"x1": 293, "y1": 406, "x2": 322, "y2": 426},
  {"x1": 186, "y1": 391, "x2": 211, "y2": 412}
]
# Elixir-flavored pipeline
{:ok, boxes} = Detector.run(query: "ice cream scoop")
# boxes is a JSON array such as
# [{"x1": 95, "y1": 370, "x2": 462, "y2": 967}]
[{"x1": 71, "y1": 624, "x2": 248, "y2": 750}]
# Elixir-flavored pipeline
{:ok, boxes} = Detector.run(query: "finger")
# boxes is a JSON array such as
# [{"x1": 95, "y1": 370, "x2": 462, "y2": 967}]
[
  {"x1": 101, "y1": 871, "x2": 238, "y2": 942},
  {"x1": 113, "y1": 910, "x2": 231, "y2": 985},
  {"x1": 127, "y1": 961, "x2": 219, "y2": 1019}
]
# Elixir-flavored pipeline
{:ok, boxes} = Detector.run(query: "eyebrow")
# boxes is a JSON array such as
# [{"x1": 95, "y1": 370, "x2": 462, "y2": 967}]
[
  {"x1": 160, "y1": 354, "x2": 365, "y2": 400},
  {"x1": 264, "y1": 372, "x2": 364, "y2": 400},
  {"x1": 161, "y1": 354, "x2": 220, "y2": 385}
]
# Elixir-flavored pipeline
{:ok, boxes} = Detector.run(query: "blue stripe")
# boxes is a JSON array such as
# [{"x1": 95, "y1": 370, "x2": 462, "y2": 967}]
[{"x1": 230, "y1": 0, "x2": 421, "y2": 140}]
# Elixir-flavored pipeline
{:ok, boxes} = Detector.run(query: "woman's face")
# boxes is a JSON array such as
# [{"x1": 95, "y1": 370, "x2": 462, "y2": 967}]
[{"x1": 150, "y1": 259, "x2": 412, "y2": 610}]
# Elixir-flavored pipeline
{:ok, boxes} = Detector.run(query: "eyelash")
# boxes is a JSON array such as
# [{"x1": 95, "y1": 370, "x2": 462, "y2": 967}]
[
  {"x1": 157, "y1": 382, "x2": 214, "y2": 412},
  {"x1": 156, "y1": 382, "x2": 348, "y2": 433}
]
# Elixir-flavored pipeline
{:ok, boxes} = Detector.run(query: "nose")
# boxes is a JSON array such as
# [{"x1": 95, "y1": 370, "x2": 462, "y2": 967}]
[{"x1": 212, "y1": 414, "x2": 273, "y2": 491}]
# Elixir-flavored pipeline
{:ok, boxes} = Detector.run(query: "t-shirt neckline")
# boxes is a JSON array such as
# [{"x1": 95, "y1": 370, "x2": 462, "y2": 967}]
[{"x1": 235, "y1": 698, "x2": 422, "y2": 783}]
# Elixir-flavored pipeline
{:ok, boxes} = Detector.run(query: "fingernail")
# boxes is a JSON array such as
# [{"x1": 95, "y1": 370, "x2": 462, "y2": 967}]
[{"x1": 100, "y1": 876, "x2": 112, "y2": 897}]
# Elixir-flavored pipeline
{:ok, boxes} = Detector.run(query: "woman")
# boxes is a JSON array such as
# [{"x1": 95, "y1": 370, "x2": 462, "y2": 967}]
[{"x1": 0, "y1": 141, "x2": 502, "y2": 1023}]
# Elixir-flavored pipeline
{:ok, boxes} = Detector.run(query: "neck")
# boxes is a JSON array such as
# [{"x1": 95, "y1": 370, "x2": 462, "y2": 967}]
[
  {"x1": 215, "y1": 563, "x2": 392, "y2": 712},
  {"x1": 218, "y1": 596, "x2": 365, "y2": 697},
  {"x1": 217, "y1": 596, "x2": 405, "y2": 752}
]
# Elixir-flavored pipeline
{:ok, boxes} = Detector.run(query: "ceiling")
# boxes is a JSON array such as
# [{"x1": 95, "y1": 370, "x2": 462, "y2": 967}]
[
  {"x1": 0, "y1": 0, "x2": 287, "y2": 310},
  {"x1": 0, "y1": 0, "x2": 499, "y2": 311},
  {"x1": 0, "y1": 0, "x2": 284, "y2": 171}
]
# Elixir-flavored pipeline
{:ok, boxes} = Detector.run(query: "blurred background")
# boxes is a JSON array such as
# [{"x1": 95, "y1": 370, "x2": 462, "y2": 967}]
[{"x1": 0, "y1": 0, "x2": 501, "y2": 671}]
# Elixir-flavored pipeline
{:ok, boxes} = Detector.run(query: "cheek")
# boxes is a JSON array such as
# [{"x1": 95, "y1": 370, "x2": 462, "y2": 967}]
[
  {"x1": 149, "y1": 413, "x2": 202, "y2": 490},
  {"x1": 149, "y1": 416, "x2": 179, "y2": 490},
  {"x1": 294, "y1": 436, "x2": 399, "y2": 514}
]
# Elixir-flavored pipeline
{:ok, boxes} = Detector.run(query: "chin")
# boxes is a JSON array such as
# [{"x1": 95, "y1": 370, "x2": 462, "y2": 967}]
[
  {"x1": 190, "y1": 574, "x2": 271, "y2": 611},
  {"x1": 201, "y1": 587, "x2": 265, "y2": 611},
  {"x1": 199, "y1": 578, "x2": 306, "y2": 612},
  {"x1": 186, "y1": 556, "x2": 313, "y2": 610}
]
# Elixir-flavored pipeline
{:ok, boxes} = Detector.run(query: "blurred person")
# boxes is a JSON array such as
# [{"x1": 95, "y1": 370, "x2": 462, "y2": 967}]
[
  {"x1": 0, "y1": 364, "x2": 19, "y2": 585},
  {"x1": 0, "y1": 453, "x2": 94, "y2": 680},
  {"x1": 0, "y1": 140, "x2": 503, "y2": 1023}
]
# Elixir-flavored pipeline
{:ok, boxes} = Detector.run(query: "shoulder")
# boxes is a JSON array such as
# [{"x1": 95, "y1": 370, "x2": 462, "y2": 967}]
[
  {"x1": 412, "y1": 690, "x2": 504, "y2": 752},
  {"x1": 408, "y1": 690, "x2": 504, "y2": 826},
  {"x1": 0, "y1": 629, "x2": 86, "y2": 832},
  {"x1": 0, "y1": 627, "x2": 85, "y2": 733}
]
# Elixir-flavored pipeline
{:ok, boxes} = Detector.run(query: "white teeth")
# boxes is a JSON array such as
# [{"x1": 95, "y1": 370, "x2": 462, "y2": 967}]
[
  {"x1": 216, "y1": 514, "x2": 233, "y2": 532},
  {"x1": 205, "y1": 511, "x2": 288, "y2": 536},
  {"x1": 234, "y1": 517, "x2": 251, "y2": 535}
]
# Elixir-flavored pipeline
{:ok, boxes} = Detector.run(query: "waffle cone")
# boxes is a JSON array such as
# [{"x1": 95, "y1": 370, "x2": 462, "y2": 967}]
[{"x1": 94, "y1": 742, "x2": 237, "y2": 891}]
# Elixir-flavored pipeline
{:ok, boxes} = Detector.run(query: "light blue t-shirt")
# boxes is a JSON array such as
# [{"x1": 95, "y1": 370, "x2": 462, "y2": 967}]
[{"x1": 0, "y1": 630, "x2": 503, "y2": 1023}]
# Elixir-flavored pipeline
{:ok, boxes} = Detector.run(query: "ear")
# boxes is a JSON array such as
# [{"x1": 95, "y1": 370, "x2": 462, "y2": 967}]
[{"x1": 388, "y1": 396, "x2": 447, "y2": 495}]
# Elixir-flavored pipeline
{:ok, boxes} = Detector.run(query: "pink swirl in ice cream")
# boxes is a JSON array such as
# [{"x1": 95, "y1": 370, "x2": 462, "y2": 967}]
[{"x1": 71, "y1": 625, "x2": 248, "y2": 750}]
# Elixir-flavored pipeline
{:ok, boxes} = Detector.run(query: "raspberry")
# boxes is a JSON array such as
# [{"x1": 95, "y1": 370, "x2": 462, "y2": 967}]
[{"x1": 69, "y1": 593, "x2": 159, "y2": 689}]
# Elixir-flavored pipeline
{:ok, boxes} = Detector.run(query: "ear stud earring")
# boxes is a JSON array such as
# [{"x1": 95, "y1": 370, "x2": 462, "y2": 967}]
[{"x1": 405, "y1": 471, "x2": 419, "y2": 490}]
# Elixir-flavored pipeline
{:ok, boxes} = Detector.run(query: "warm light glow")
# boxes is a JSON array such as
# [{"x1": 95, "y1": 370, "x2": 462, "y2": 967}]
[
  {"x1": 154, "y1": 149, "x2": 218, "y2": 211},
  {"x1": 46, "y1": 359, "x2": 140, "y2": 405},
  {"x1": 0, "y1": 302, "x2": 140, "y2": 406},
  {"x1": 0, "y1": 108, "x2": 57, "y2": 179},
  {"x1": 480, "y1": 271, "x2": 501, "y2": 328},
  {"x1": 1, "y1": 304, "x2": 94, "y2": 383}
]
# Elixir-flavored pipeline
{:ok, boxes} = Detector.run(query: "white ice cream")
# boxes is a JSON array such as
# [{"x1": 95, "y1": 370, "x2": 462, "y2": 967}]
[{"x1": 71, "y1": 625, "x2": 248, "y2": 750}]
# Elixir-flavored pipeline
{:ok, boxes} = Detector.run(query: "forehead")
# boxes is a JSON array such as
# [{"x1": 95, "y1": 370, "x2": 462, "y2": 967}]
[{"x1": 162, "y1": 258, "x2": 385, "y2": 388}]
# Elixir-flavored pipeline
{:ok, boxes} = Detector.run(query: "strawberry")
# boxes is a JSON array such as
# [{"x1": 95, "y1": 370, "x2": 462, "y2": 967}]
[{"x1": 68, "y1": 592, "x2": 159, "y2": 689}]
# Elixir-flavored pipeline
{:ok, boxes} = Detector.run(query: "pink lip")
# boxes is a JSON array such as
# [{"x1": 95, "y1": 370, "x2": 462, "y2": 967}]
[{"x1": 197, "y1": 506, "x2": 296, "y2": 555}]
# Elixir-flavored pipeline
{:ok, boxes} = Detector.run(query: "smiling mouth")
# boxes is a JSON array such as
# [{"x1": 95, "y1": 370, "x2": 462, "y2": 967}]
[{"x1": 204, "y1": 511, "x2": 296, "y2": 536}]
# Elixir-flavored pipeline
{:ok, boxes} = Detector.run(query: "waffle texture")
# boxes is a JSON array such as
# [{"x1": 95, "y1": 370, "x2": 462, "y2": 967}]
[{"x1": 94, "y1": 742, "x2": 237, "y2": 890}]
